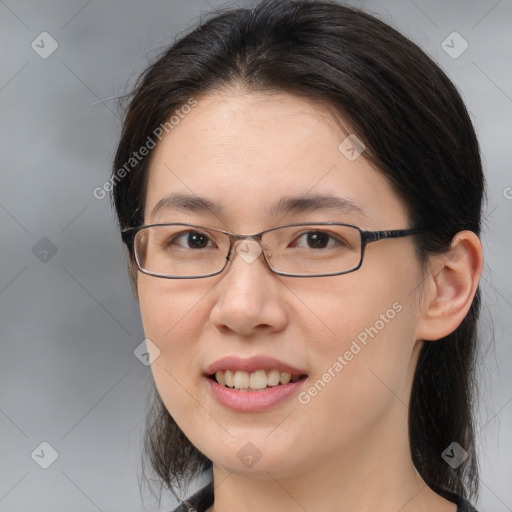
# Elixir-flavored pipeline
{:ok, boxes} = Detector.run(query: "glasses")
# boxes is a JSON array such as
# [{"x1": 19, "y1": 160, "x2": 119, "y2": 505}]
[{"x1": 121, "y1": 222, "x2": 423, "y2": 279}]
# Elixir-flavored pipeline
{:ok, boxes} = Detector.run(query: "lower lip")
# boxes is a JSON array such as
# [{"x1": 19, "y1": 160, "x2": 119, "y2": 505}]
[{"x1": 205, "y1": 376, "x2": 307, "y2": 412}]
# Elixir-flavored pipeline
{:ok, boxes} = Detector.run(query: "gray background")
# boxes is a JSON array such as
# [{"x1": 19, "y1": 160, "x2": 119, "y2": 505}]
[{"x1": 0, "y1": 0, "x2": 510, "y2": 510}]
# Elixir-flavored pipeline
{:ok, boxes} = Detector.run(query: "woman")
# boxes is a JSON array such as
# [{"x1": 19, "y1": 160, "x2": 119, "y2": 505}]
[{"x1": 112, "y1": 1, "x2": 484, "y2": 510}]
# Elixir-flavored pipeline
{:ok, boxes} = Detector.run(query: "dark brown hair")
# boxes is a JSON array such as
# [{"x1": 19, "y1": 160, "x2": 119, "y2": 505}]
[{"x1": 111, "y1": 0, "x2": 484, "y2": 504}]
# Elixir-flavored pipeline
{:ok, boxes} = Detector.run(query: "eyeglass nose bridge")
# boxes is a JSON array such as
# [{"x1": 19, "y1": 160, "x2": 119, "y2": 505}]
[{"x1": 225, "y1": 233, "x2": 270, "y2": 267}]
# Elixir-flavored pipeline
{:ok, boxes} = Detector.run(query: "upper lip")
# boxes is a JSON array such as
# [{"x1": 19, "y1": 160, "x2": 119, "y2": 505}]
[{"x1": 205, "y1": 356, "x2": 308, "y2": 377}]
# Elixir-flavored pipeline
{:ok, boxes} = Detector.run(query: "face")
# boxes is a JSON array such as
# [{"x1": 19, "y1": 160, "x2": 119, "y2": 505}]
[{"x1": 138, "y1": 91, "x2": 425, "y2": 479}]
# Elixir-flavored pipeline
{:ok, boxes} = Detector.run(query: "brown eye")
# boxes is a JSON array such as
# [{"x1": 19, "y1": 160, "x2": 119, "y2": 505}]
[
  {"x1": 292, "y1": 231, "x2": 344, "y2": 250},
  {"x1": 305, "y1": 231, "x2": 330, "y2": 249},
  {"x1": 171, "y1": 231, "x2": 214, "y2": 249}
]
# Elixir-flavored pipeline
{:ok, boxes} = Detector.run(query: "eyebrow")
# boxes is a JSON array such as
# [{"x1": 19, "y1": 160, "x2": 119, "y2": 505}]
[
  {"x1": 151, "y1": 193, "x2": 221, "y2": 218},
  {"x1": 150, "y1": 192, "x2": 365, "y2": 219},
  {"x1": 270, "y1": 194, "x2": 365, "y2": 217}
]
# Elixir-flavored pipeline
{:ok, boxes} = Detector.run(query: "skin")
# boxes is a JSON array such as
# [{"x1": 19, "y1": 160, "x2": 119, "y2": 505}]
[{"x1": 137, "y1": 90, "x2": 483, "y2": 512}]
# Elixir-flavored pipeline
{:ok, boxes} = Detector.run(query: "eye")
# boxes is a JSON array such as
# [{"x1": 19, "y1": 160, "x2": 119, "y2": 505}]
[
  {"x1": 170, "y1": 230, "x2": 215, "y2": 249},
  {"x1": 291, "y1": 230, "x2": 345, "y2": 249}
]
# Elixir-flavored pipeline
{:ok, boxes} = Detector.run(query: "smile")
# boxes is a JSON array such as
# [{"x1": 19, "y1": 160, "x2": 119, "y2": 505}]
[{"x1": 209, "y1": 369, "x2": 306, "y2": 391}]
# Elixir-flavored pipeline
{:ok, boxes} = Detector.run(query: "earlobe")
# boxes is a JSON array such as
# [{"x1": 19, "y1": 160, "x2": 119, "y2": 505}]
[{"x1": 416, "y1": 231, "x2": 484, "y2": 341}]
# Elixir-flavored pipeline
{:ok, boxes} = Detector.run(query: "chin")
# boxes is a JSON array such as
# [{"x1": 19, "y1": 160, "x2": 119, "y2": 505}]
[{"x1": 203, "y1": 437, "x2": 309, "y2": 479}]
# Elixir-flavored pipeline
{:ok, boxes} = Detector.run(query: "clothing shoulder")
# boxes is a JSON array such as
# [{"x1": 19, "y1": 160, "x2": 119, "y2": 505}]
[
  {"x1": 169, "y1": 481, "x2": 214, "y2": 512},
  {"x1": 168, "y1": 482, "x2": 479, "y2": 512}
]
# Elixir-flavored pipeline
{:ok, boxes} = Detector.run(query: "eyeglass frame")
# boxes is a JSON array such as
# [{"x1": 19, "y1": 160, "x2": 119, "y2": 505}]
[{"x1": 121, "y1": 222, "x2": 424, "y2": 279}]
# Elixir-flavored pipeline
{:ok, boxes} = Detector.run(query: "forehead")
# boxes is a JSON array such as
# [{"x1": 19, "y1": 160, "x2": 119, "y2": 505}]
[{"x1": 143, "y1": 91, "x2": 407, "y2": 229}]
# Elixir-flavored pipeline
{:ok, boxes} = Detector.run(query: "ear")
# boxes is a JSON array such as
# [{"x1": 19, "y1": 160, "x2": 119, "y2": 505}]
[{"x1": 416, "y1": 231, "x2": 484, "y2": 341}]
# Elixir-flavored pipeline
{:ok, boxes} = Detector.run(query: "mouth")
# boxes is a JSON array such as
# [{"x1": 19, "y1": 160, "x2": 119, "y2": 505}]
[{"x1": 207, "y1": 369, "x2": 308, "y2": 392}]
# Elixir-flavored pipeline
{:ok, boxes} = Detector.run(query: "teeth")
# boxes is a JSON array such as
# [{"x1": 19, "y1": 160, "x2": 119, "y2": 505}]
[
  {"x1": 215, "y1": 370, "x2": 225, "y2": 386},
  {"x1": 267, "y1": 368, "x2": 281, "y2": 386},
  {"x1": 249, "y1": 369, "x2": 267, "y2": 390},
  {"x1": 213, "y1": 369, "x2": 304, "y2": 391},
  {"x1": 224, "y1": 370, "x2": 234, "y2": 387},
  {"x1": 233, "y1": 370, "x2": 250, "y2": 389},
  {"x1": 280, "y1": 371, "x2": 291, "y2": 385}
]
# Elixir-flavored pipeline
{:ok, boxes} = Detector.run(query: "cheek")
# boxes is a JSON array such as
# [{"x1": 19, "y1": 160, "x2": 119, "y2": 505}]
[
  {"x1": 137, "y1": 277, "x2": 211, "y2": 415},
  {"x1": 292, "y1": 263, "x2": 420, "y2": 426},
  {"x1": 137, "y1": 276, "x2": 210, "y2": 341},
  {"x1": 305, "y1": 247, "x2": 420, "y2": 357},
  {"x1": 293, "y1": 301, "x2": 416, "y2": 455}
]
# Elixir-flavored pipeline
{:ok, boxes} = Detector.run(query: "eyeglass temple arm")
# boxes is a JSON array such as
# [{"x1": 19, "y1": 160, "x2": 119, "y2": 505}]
[{"x1": 362, "y1": 228, "x2": 424, "y2": 243}]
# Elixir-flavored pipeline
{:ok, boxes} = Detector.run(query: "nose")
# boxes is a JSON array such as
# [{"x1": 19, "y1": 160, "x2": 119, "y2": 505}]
[{"x1": 209, "y1": 238, "x2": 288, "y2": 336}]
